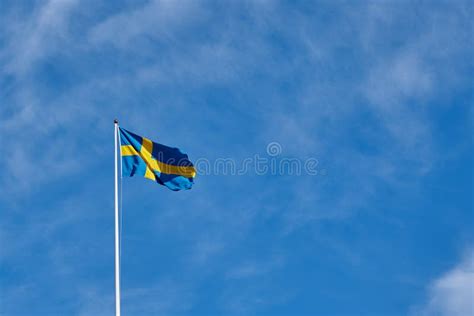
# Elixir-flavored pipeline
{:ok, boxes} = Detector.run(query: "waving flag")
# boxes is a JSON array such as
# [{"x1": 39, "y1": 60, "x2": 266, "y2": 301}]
[{"x1": 119, "y1": 127, "x2": 196, "y2": 191}]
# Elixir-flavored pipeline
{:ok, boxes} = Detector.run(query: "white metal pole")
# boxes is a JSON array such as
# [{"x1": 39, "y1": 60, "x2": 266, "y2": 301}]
[{"x1": 114, "y1": 119, "x2": 121, "y2": 316}]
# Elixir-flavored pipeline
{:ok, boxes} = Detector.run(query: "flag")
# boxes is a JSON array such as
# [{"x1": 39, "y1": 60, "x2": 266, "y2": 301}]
[{"x1": 119, "y1": 127, "x2": 196, "y2": 191}]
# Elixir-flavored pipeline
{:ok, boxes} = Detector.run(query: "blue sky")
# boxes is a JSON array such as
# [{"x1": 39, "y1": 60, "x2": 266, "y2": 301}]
[{"x1": 0, "y1": 1, "x2": 473, "y2": 315}]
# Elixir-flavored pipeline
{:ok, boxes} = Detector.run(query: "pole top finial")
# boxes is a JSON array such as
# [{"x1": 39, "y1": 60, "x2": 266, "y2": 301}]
[{"x1": 114, "y1": 119, "x2": 118, "y2": 124}]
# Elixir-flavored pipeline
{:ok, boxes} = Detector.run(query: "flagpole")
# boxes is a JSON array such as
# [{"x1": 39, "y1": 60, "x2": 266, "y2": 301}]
[{"x1": 114, "y1": 119, "x2": 121, "y2": 316}]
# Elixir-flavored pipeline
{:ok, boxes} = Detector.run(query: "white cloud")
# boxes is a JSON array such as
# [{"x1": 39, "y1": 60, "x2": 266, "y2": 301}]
[
  {"x1": 2, "y1": 0, "x2": 79, "y2": 76},
  {"x1": 415, "y1": 249, "x2": 474, "y2": 316},
  {"x1": 365, "y1": 51, "x2": 433, "y2": 107},
  {"x1": 0, "y1": 0, "x2": 87, "y2": 194},
  {"x1": 121, "y1": 282, "x2": 195, "y2": 316},
  {"x1": 191, "y1": 238, "x2": 225, "y2": 264},
  {"x1": 89, "y1": 0, "x2": 203, "y2": 47},
  {"x1": 226, "y1": 255, "x2": 285, "y2": 280}
]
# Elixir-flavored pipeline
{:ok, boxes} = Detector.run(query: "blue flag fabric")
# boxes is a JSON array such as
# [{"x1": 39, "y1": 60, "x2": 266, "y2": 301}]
[{"x1": 119, "y1": 127, "x2": 195, "y2": 191}]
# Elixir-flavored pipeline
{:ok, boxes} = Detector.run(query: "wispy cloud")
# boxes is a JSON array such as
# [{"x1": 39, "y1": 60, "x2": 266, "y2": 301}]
[
  {"x1": 2, "y1": 0, "x2": 79, "y2": 76},
  {"x1": 89, "y1": 0, "x2": 204, "y2": 48},
  {"x1": 413, "y1": 248, "x2": 474, "y2": 316},
  {"x1": 225, "y1": 255, "x2": 285, "y2": 280}
]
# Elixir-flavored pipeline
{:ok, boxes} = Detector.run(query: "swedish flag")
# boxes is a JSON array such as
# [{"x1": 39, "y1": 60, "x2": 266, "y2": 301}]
[{"x1": 119, "y1": 127, "x2": 196, "y2": 191}]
